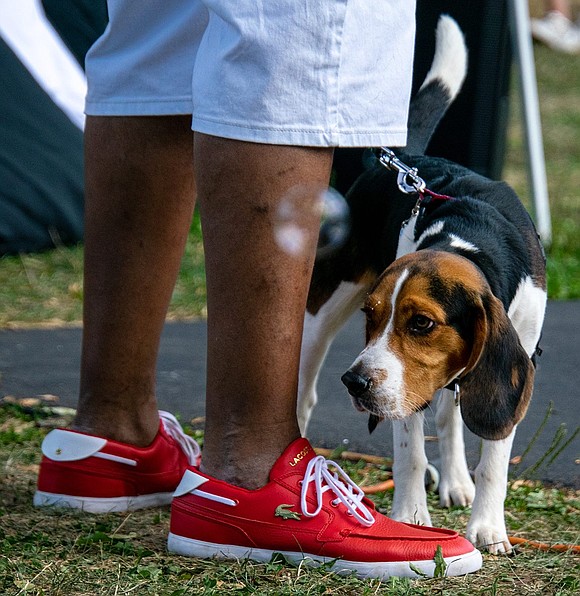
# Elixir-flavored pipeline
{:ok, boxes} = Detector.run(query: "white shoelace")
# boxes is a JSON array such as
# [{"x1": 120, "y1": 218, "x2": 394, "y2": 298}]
[
  {"x1": 300, "y1": 455, "x2": 375, "y2": 527},
  {"x1": 159, "y1": 410, "x2": 201, "y2": 466}
]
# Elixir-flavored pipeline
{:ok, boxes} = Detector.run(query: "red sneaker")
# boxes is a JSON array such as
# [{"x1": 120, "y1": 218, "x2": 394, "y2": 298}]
[
  {"x1": 168, "y1": 438, "x2": 482, "y2": 579},
  {"x1": 34, "y1": 411, "x2": 201, "y2": 513}
]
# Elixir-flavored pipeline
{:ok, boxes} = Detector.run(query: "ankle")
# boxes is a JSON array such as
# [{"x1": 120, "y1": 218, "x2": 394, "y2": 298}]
[
  {"x1": 199, "y1": 459, "x2": 271, "y2": 490},
  {"x1": 72, "y1": 407, "x2": 160, "y2": 447},
  {"x1": 200, "y1": 429, "x2": 301, "y2": 489}
]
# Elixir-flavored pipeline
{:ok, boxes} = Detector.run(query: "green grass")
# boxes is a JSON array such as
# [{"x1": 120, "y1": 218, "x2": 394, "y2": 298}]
[
  {"x1": 0, "y1": 212, "x2": 206, "y2": 328},
  {"x1": 0, "y1": 404, "x2": 578, "y2": 596},
  {"x1": 0, "y1": 40, "x2": 579, "y2": 327},
  {"x1": 503, "y1": 39, "x2": 580, "y2": 300}
]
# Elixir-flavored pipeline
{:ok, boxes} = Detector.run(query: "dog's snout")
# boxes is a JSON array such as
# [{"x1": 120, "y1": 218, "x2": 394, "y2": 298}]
[{"x1": 341, "y1": 370, "x2": 372, "y2": 397}]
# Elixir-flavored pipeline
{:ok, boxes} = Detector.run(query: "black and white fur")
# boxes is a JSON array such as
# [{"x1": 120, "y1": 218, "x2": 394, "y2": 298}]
[{"x1": 298, "y1": 16, "x2": 547, "y2": 554}]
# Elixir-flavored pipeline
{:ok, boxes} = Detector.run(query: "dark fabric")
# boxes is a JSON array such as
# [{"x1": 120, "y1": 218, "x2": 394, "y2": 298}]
[
  {"x1": 0, "y1": 39, "x2": 84, "y2": 255},
  {"x1": 42, "y1": 0, "x2": 108, "y2": 69},
  {"x1": 0, "y1": 1, "x2": 108, "y2": 255},
  {"x1": 413, "y1": 1, "x2": 512, "y2": 179}
]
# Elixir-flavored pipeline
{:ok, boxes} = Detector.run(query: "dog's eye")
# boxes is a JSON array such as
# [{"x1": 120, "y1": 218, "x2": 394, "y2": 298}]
[{"x1": 409, "y1": 314, "x2": 435, "y2": 334}]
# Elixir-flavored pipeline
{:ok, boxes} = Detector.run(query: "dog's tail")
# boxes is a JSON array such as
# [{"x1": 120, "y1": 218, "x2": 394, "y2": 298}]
[{"x1": 405, "y1": 15, "x2": 468, "y2": 155}]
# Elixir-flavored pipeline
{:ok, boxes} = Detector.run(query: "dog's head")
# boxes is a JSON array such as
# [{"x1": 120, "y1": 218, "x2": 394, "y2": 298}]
[{"x1": 342, "y1": 250, "x2": 534, "y2": 440}]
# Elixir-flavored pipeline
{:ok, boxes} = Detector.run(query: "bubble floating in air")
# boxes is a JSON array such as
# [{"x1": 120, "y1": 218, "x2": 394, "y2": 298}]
[
  {"x1": 316, "y1": 187, "x2": 350, "y2": 259},
  {"x1": 274, "y1": 185, "x2": 350, "y2": 259}
]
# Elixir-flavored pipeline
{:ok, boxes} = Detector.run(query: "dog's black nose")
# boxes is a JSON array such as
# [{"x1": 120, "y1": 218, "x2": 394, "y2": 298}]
[{"x1": 341, "y1": 370, "x2": 372, "y2": 397}]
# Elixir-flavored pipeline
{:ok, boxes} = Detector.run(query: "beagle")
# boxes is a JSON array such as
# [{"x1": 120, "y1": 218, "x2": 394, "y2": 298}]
[{"x1": 298, "y1": 16, "x2": 547, "y2": 555}]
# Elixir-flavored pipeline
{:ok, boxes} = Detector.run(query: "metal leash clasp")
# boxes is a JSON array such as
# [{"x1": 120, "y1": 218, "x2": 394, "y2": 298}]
[{"x1": 378, "y1": 147, "x2": 426, "y2": 195}]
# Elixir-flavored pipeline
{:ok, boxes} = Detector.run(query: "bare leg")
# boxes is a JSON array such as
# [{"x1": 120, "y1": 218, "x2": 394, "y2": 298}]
[
  {"x1": 76, "y1": 121, "x2": 331, "y2": 488},
  {"x1": 547, "y1": 0, "x2": 574, "y2": 19},
  {"x1": 195, "y1": 134, "x2": 333, "y2": 488},
  {"x1": 75, "y1": 116, "x2": 195, "y2": 446}
]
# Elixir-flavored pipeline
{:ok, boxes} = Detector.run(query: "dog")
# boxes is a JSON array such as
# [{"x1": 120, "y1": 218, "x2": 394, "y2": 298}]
[{"x1": 297, "y1": 15, "x2": 547, "y2": 555}]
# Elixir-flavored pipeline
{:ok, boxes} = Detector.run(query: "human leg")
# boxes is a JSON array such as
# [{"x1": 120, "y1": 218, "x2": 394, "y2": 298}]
[
  {"x1": 45, "y1": 117, "x2": 332, "y2": 490},
  {"x1": 165, "y1": 113, "x2": 482, "y2": 586},
  {"x1": 195, "y1": 134, "x2": 332, "y2": 489},
  {"x1": 545, "y1": 0, "x2": 574, "y2": 20},
  {"x1": 531, "y1": 0, "x2": 580, "y2": 53},
  {"x1": 34, "y1": 115, "x2": 201, "y2": 511},
  {"x1": 75, "y1": 115, "x2": 195, "y2": 446}
]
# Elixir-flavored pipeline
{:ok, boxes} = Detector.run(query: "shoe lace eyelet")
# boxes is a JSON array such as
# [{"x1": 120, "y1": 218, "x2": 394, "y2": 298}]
[{"x1": 330, "y1": 498, "x2": 340, "y2": 508}]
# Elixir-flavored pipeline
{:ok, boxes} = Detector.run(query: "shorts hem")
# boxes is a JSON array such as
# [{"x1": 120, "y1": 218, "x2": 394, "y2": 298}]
[
  {"x1": 85, "y1": 98, "x2": 193, "y2": 116},
  {"x1": 82, "y1": 104, "x2": 409, "y2": 148},
  {"x1": 191, "y1": 117, "x2": 408, "y2": 148}
]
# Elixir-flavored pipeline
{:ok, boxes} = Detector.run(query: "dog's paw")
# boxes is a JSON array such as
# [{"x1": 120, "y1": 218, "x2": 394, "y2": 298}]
[
  {"x1": 438, "y1": 473, "x2": 476, "y2": 508},
  {"x1": 466, "y1": 519, "x2": 512, "y2": 554},
  {"x1": 391, "y1": 503, "x2": 432, "y2": 527}
]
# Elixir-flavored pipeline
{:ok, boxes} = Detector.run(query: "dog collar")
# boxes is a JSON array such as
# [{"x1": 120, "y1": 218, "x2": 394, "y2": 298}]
[{"x1": 450, "y1": 381, "x2": 461, "y2": 406}]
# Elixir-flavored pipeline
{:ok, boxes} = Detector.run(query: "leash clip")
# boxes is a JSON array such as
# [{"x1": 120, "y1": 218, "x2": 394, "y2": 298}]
[{"x1": 379, "y1": 147, "x2": 426, "y2": 195}]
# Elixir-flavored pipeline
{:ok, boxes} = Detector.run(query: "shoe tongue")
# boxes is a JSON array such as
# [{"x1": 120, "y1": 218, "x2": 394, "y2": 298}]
[{"x1": 269, "y1": 438, "x2": 317, "y2": 480}]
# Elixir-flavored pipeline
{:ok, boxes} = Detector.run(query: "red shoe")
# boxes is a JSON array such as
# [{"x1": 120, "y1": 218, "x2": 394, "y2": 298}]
[
  {"x1": 168, "y1": 438, "x2": 482, "y2": 579},
  {"x1": 34, "y1": 411, "x2": 201, "y2": 513}
]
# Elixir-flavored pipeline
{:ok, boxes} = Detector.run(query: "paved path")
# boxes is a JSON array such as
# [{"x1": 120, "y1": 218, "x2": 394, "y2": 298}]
[{"x1": 1, "y1": 301, "x2": 578, "y2": 488}]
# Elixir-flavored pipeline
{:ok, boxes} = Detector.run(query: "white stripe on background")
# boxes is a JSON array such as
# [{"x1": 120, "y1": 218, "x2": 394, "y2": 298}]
[{"x1": 0, "y1": 0, "x2": 87, "y2": 129}]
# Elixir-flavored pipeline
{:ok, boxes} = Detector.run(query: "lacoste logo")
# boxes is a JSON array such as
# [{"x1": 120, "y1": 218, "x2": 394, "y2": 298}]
[
  {"x1": 288, "y1": 445, "x2": 312, "y2": 467},
  {"x1": 275, "y1": 504, "x2": 301, "y2": 521}
]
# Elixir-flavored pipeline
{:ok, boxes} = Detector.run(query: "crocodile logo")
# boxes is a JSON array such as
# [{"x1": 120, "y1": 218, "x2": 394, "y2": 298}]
[{"x1": 275, "y1": 504, "x2": 301, "y2": 521}]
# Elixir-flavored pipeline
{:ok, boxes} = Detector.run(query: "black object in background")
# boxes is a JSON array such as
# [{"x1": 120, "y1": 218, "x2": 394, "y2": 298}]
[
  {"x1": 332, "y1": 1, "x2": 512, "y2": 194},
  {"x1": 0, "y1": 1, "x2": 108, "y2": 255},
  {"x1": 0, "y1": 39, "x2": 84, "y2": 255},
  {"x1": 413, "y1": 0, "x2": 512, "y2": 180},
  {"x1": 42, "y1": 0, "x2": 108, "y2": 68}
]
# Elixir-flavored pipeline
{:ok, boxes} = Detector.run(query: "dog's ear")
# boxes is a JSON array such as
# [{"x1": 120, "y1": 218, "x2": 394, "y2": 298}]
[{"x1": 459, "y1": 291, "x2": 535, "y2": 440}]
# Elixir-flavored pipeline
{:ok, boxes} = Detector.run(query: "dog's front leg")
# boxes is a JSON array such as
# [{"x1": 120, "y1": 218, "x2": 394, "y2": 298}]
[
  {"x1": 297, "y1": 312, "x2": 330, "y2": 435},
  {"x1": 298, "y1": 281, "x2": 369, "y2": 434},
  {"x1": 435, "y1": 389, "x2": 476, "y2": 508},
  {"x1": 466, "y1": 428, "x2": 516, "y2": 554},
  {"x1": 391, "y1": 412, "x2": 432, "y2": 526}
]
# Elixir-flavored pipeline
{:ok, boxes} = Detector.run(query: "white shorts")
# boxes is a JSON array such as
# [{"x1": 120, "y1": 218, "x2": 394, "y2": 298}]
[{"x1": 85, "y1": 0, "x2": 416, "y2": 147}]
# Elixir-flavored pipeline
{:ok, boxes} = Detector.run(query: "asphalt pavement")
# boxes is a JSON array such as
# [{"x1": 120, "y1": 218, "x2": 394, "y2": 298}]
[{"x1": 0, "y1": 301, "x2": 578, "y2": 488}]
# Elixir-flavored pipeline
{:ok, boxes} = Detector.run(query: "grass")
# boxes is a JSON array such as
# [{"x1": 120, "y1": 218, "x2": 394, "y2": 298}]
[
  {"x1": 504, "y1": 34, "x2": 580, "y2": 300},
  {"x1": 0, "y1": 32, "x2": 579, "y2": 326},
  {"x1": 0, "y1": 213, "x2": 206, "y2": 328},
  {"x1": 0, "y1": 404, "x2": 578, "y2": 596}
]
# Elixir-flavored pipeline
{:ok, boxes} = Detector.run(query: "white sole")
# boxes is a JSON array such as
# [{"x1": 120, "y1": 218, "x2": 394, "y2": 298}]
[
  {"x1": 167, "y1": 533, "x2": 483, "y2": 579},
  {"x1": 33, "y1": 490, "x2": 174, "y2": 513}
]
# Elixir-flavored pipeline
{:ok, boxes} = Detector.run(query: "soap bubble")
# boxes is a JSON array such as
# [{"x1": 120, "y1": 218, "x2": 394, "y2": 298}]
[
  {"x1": 274, "y1": 185, "x2": 350, "y2": 259},
  {"x1": 316, "y1": 187, "x2": 350, "y2": 259}
]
